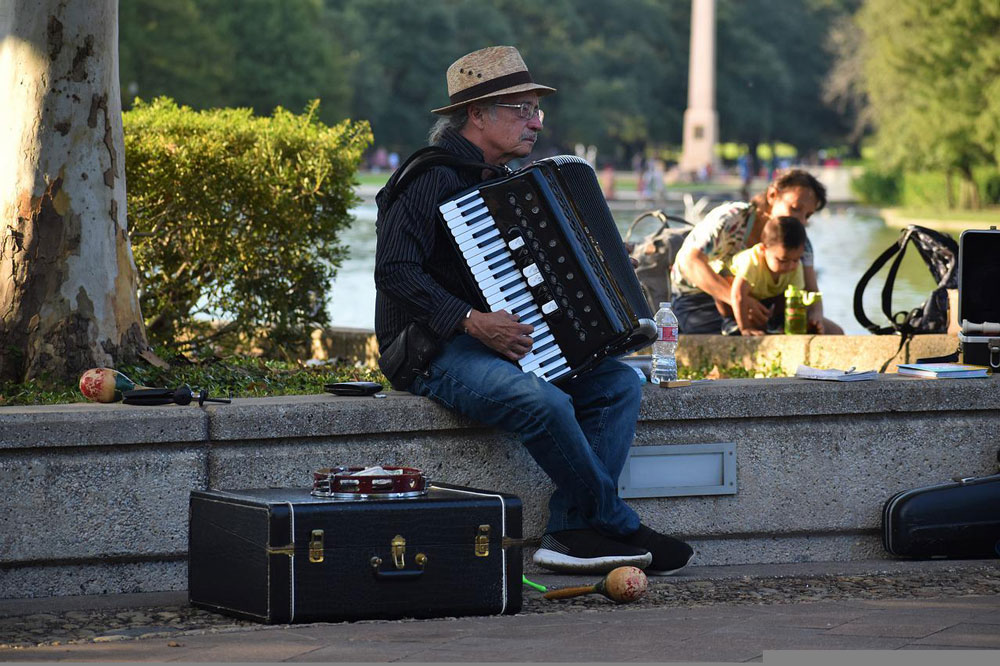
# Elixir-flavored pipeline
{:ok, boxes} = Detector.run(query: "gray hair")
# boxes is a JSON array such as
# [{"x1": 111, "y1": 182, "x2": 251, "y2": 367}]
[{"x1": 428, "y1": 103, "x2": 497, "y2": 144}]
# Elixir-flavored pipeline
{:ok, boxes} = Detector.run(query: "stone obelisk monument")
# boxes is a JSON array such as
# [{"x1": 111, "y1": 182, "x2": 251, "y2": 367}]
[{"x1": 679, "y1": 0, "x2": 720, "y2": 178}]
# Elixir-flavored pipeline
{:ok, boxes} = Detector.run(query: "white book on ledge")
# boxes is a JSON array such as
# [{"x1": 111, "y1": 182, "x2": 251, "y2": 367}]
[{"x1": 794, "y1": 365, "x2": 878, "y2": 382}]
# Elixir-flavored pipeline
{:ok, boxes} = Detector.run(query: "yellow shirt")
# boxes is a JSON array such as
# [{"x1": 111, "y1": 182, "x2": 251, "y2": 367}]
[{"x1": 728, "y1": 243, "x2": 804, "y2": 300}]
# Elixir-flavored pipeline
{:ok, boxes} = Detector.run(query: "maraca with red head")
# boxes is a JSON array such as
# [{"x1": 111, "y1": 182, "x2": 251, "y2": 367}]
[
  {"x1": 79, "y1": 368, "x2": 141, "y2": 403},
  {"x1": 543, "y1": 566, "x2": 648, "y2": 603}
]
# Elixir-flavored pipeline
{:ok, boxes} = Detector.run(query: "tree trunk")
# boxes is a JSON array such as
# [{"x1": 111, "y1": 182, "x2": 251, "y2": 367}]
[
  {"x1": 958, "y1": 164, "x2": 980, "y2": 210},
  {"x1": 945, "y1": 169, "x2": 955, "y2": 209},
  {"x1": 746, "y1": 140, "x2": 761, "y2": 181},
  {"x1": 0, "y1": 0, "x2": 146, "y2": 383}
]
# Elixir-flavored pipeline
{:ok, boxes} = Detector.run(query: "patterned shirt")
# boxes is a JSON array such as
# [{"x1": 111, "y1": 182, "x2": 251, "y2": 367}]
[{"x1": 670, "y1": 201, "x2": 813, "y2": 295}]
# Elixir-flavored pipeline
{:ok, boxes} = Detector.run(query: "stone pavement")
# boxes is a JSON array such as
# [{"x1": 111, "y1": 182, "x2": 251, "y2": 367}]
[{"x1": 1, "y1": 560, "x2": 999, "y2": 663}]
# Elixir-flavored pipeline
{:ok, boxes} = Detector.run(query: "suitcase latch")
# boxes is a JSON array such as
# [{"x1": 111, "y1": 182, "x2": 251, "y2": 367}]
[
  {"x1": 309, "y1": 529, "x2": 324, "y2": 563},
  {"x1": 475, "y1": 524, "x2": 490, "y2": 557},
  {"x1": 391, "y1": 534, "x2": 406, "y2": 569}
]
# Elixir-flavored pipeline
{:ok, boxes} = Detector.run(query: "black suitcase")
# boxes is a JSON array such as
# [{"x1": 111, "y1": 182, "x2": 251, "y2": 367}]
[
  {"x1": 882, "y1": 473, "x2": 1000, "y2": 558},
  {"x1": 188, "y1": 483, "x2": 523, "y2": 623},
  {"x1": 957, "y1": 226, "x2": 1000, "y2": 368}
]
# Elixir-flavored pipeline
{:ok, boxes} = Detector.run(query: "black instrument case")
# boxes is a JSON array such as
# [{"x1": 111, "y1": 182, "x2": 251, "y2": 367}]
[
  {"x1": 882, "y1": 472, "x2": 1000, "y2": 558},
  {"x1": 189, "y1": 483, "x2": 522, "y2": 623},
  {"x1": 958, "y1": 226, "x2": 1000, "y2": 368}
]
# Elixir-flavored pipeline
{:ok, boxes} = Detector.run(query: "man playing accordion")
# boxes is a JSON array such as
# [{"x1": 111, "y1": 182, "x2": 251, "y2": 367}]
[{"x1": 374, "y1": 45, "x2": 693, "y2": 576}]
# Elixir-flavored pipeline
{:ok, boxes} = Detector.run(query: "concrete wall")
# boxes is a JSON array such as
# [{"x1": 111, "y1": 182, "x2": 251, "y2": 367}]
[{"x1": 2, "y1": 370, "x2": 998, "y2": 599}]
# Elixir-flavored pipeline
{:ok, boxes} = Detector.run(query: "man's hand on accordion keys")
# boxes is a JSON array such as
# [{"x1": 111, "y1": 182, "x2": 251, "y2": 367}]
[{"x1": 463, "y1": 309, "x2": 535, "y2": 361}]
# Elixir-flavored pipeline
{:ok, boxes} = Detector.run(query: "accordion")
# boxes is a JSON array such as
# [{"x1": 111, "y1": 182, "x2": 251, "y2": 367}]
[{"x1": 439, "y1": 155, "x2": 656, "y2": 383}]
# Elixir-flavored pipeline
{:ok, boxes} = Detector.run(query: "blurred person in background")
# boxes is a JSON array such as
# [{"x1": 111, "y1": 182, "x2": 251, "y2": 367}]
[{"x1": 671, "y1": 169, "x2": 844, "y2": 335}]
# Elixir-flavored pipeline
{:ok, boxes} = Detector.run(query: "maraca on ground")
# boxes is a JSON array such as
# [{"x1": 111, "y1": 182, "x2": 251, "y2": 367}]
[
  {"x1": 78, "y1": 368, "x2": 141, "y2": 403},
  {"x1": 542, "y1": 566, "x2": 648, "y2": 604}
]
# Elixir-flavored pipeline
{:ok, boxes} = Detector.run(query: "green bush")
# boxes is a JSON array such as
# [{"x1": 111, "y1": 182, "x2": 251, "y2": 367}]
[
  {"x1": 124, "y1": 98, "x2": 372, "y2": 351},
  {"x1": 0, "y1": 352, "x2": 388, "y2": 406},
  {"x1": 900, "y1": 167, "x2": 1000, "y2": 209},
  {"x1": 850, "y1": 168, "x2": 901, "y2": 206},
  {"x1": 900, "y1": 170, "x2": 950, "y2": 209},
  {"x1": 984, "y1": 172, "x2": 1000, "y2": 205}
]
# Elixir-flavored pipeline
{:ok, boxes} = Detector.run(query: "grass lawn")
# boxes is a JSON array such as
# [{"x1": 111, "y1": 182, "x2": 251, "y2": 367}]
[
  {"x1": 892, "y1": 207, "x2": 1000, "y2": 223},
  {"x1": 0, "y1": 354, "x2": 387, "y2": 407},
  {"x1": 883, "y1": 206, "x2": 1000, "y2": 231},
  {"x1": 356, "y1": 172, "x2": 391, "y2": 187}
]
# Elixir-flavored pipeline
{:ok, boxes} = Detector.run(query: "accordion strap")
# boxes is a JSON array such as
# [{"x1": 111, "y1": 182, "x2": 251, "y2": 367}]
[{"x1": 381, "y1": 146, "x2": 505, "y2": 207}]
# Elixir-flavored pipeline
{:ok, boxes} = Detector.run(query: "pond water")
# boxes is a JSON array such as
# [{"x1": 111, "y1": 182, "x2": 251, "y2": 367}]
[{"x1": 325, "y1": 204, "x2": 942, "y2": 335}]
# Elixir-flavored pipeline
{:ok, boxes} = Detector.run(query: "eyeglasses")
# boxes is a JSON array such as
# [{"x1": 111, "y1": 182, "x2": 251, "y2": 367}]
[{"x1": 494, "y1": 102, "x2": 544, "y2": 122}]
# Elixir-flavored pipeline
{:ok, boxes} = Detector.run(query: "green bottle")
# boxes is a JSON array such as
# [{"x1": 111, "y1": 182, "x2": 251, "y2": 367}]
[{"x1": 784, "y1": 285, "x2": 821, "y2": 335}]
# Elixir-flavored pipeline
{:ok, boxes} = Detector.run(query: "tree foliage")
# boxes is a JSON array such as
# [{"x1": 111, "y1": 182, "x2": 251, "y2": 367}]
[
  {"x1": 716, "y1": 0, "x2": 860, "y2": 166},
  {"x1": 120, "y1": 0, "x2": 855, "y2": 163},
  {"x1": 119, "y1": 0, "x2": 350, "y2": 123},
  {"x1": 324, "y1": 0, "x2": 853, "y2": 160},
  {"x1": 124, "y1": 98, "x2": 372, "y2": 349},
  {"x1": 858, "y1": 0, "x2": 1000, "y2": 207}
]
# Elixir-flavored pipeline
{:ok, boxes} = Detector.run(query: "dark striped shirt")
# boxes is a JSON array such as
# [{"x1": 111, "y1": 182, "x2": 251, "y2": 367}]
[{"x1": 373, "y1": 129, "x2": 498, "y2": 351}]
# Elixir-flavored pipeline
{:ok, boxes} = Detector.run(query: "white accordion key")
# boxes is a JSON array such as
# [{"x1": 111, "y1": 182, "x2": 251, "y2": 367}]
[
  {"x1": 458, "y1": 228, "x2": 500, "y2": 253},
  {"x1": 440, "y1": 191, "x2": 483, "y2": 218},
  {"x1": 451, "y1": 217, "x2": 495, "y2": 246},
  {"x1": 491, "y1": 291, "x2": 534, "y2": 313},
  {"x1": 475, "y1": 261, "x2": 519, "y2": 291},
  {"x1": 462, "y1": 238, "x2": 505, "y2": 262},
  {"x1": 471, "y1": 255, "x2": 514, "y2": 280}
]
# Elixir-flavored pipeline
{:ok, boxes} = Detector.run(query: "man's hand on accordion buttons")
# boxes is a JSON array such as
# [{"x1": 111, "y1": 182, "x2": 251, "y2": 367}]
[{"x1": 464, "y1": 310, "x2": 535, "y2": 361}]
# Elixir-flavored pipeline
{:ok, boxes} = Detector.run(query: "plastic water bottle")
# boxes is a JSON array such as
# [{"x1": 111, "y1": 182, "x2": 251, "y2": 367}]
[{"x1": 651, "y1": 302, "x2": 678, "y2": 384}]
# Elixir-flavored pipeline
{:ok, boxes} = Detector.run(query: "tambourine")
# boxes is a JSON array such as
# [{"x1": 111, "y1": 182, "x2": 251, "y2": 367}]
[{"x1": 311, "y1": 466, "x2": 428, "y2": 500}]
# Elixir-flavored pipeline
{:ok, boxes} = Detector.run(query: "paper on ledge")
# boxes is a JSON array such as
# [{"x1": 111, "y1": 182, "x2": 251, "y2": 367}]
[{"x1": 794, "y1": 365, "x2": 878, "y2": 381}]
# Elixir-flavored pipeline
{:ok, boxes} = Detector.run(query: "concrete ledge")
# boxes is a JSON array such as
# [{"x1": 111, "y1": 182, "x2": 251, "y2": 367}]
[
  {"x1": 2, "y1": 373, "x2": 999, "y2": 598},
  {"x1": 309, "y1": 326, "x2": 380, "y2": 366},
  {"x1": 674, "y1": 334, "x2": 960, "y2": 375},
  {"x1": 0, "y1": 403, "x2": 208, "y2": 449},
  {"x1": 311, "y1": 330, "x2": 962, "y2": 376}
]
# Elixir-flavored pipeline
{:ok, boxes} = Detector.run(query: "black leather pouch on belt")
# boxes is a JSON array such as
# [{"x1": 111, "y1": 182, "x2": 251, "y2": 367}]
[{"x1": 377, "y1": 321, "x2": 441, "y2": 391}]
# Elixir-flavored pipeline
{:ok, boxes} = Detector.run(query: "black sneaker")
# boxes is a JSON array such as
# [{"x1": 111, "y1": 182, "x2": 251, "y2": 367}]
[
  {"x1": 532, "y1": 529, "x2": 652, "y2": 573},
  {"x1": 621, "y1": 524, "x2": 694, "y2": 575}
]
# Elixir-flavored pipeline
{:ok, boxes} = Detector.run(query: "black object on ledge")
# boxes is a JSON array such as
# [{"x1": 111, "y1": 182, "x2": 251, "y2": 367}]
[{"x1": 123, "y1": 385, "x2": 232, "y2": 406}]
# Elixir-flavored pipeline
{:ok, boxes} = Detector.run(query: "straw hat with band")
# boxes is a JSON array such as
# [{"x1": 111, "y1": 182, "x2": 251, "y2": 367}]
[{"x1": 431, "y1": 46, "x2": 556, "y2": 115}]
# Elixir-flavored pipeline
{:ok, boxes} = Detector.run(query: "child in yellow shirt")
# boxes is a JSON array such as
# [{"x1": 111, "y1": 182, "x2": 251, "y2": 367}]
[{"x1": 720, "y1": 216, "x2": 806, "y2": 336}]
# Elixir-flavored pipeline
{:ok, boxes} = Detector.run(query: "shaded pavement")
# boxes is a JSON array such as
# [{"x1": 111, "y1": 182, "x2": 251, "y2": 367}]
[{"x1": 2, "y1": 560, "x2": 999, "y2": 662}]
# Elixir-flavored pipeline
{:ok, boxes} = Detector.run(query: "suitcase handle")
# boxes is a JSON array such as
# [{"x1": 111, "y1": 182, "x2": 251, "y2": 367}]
[
  {"x1": 370, "y1": 553, "x2": 427, "y2": 581},
  {"x1": 372, "y1": 568, "x2": 425, "y2": 581}
]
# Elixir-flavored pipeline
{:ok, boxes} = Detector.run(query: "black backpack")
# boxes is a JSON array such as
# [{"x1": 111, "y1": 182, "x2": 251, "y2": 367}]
[{"x1": 853, "y1": 224, "x2": 959, "y2": 370}]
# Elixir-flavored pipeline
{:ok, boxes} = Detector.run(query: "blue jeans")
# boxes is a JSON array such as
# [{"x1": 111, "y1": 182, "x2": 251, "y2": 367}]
[
  {"x1": 673, "y1": 291, "x2": 723, "y2": 334},
  {"x1": 410, "y1": 334, "x2": 642, "y2": 537}
]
